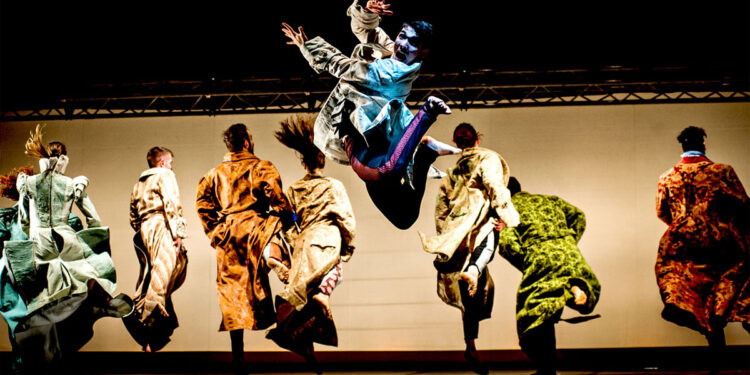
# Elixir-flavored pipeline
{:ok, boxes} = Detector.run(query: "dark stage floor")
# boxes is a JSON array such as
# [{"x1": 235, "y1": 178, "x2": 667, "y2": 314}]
[{"x1": 70, "y1": 371, "x2": 750, "y2": 375}]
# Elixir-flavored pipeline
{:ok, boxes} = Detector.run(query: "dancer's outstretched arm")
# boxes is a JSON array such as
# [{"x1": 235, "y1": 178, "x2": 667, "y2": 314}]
[
  {"x1": 282, "y1": 22, "x2": 404, "y2": 88},
  {"x1": 281, "y1": 22, "x2": 308, "y2": 47},
  {"x1": 348, "y1": 0, "x2": 394, "y2": 51}
]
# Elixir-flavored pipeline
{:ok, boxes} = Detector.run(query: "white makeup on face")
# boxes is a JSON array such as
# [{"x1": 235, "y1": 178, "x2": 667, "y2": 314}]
[{"x1": 392, "y1": 25, "x2": 422, "y2": 65}]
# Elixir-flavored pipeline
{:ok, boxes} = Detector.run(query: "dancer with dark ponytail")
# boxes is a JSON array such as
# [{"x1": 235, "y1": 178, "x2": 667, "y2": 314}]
[{"x1": 266, "y1": 114, "x2": 356, "y2": 374}]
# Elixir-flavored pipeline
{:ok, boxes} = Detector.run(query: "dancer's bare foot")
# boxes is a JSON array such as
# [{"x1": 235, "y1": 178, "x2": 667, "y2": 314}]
[
  {"x1": 422, "y1": 136, "x2": 461, "y2": 156},
  {"x1": 267, "y1": 257, "x2": 289, "y2": 283},
  {"x1": 460, "y1": 266, "x2": 480, "y2": 297},
  {"x1": 571, "y1": 285, "x2": 587, "y2": 305},
  {"x1": 426, "y1": 165, "x2": 447, "y2": 179},
  {"x1": 313, "y1": 293, "x2": 331, "y2": 316}
]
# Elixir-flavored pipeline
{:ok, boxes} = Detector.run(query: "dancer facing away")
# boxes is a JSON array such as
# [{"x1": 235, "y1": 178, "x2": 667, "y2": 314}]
[
  {"x1": 265, "y1": 114, "x2": 356, "y2": 373},
  {"x1": 196, "y1": 123, "x2": 294, "y2": 375},
  {"x1": 418, "y1": 123, "x2": 519, "y2": 374},
  {"x1": 1, "y1": 166, "x2": 98, "y2": 375},
  {"x1": 656, "y1": 126, "x2": 749, "y2": 373},
  {"x1": 1, "y1": 166, "x2": 39, "y2": 374},
  {"x1": 124, "y1": 146, "x2": 189, "y2": 353},
  {"x1": 498, "y1": 177, "x2": 600, "y2": 375},
  {"x1": 4, "y1": 126, "x2": 133, "y2": 373},
  {"x1": 282, "y1": 0, "x2": 459, "y2": 229}
]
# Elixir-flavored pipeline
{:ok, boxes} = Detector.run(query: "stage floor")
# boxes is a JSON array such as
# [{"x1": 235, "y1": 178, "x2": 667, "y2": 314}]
[{"x1": 80, "y1": 372, "x2": 750, "y2": 375}]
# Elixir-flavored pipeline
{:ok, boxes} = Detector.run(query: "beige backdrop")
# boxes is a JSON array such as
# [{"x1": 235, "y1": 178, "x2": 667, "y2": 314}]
[{"x1": 1, "y1": 102, "x2": 748, "y2": 352}]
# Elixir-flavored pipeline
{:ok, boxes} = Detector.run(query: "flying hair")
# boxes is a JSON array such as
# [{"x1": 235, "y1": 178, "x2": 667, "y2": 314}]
[
  {"x1": 0, "y1": 166, "x2": 35, "y2": 201},
  {"x1": 25, "y1": 125, "x2": 50, "y2": 159},
  {"x1": 274, "y1": 114, "x2": 325, "y2": 171}
]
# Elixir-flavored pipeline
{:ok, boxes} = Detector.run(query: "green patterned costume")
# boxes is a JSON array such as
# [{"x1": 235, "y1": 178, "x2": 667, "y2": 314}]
[{"x1": 498, "y1": 191, "x2": 600, "y2": 340}]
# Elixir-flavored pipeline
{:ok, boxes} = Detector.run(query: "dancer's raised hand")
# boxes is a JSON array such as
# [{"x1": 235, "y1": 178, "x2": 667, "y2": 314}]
[
  {"x1": 281, "y1": 22, "x2": 308, "y2": 47},
  {"x1": 366, "y1": 0, "x2": 394, "y2": 16}
]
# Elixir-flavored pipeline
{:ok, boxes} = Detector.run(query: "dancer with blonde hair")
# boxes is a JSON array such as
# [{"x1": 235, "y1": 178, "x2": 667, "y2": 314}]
[{"x1": 5, "y1": 126, "x2": 132, "y2": 372}]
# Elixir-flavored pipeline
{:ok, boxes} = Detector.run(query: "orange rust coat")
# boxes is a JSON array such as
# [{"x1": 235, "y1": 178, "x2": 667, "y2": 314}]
[{"x1": 196, "y1": 150, "x2": 292, "y2": 331}]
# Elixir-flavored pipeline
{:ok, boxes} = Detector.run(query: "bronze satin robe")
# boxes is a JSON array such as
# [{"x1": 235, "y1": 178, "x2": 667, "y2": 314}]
[
  {"x1": 196, "y1": 150, "x2": 292, "y2": 331},
  {"x1": 656, "y1": 157, "x2": 750, "y2": 334}
]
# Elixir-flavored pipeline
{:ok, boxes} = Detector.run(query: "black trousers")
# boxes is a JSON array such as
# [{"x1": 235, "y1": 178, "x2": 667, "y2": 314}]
[
  {"x1": 365, "y1": 145, "x2": 439, "y2": 230},
  {"x1": 462, "y1": 314, "x2": 480, "y2": 342},
  {"x1": 460, "y1": 230, "x2": 500, "y2": 342},
  {"x1": 520, "y1": 320, "x2": 557, "y2": 375},
  {"x1": 705, "y1": 326, "x2": 726, "y2": 371},
  {"x1": 230, "y1": 330, "x2": 244, "y2": 368}
]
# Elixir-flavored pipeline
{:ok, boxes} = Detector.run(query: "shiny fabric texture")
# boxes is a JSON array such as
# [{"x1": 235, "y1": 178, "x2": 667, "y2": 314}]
[
  {"x1": 14, "y1": 280, "x2": 132, "y2": 366},
  {"x1": 125, "y1": 167, "x2": 189, "y2": 350},
  {"x1": 656, "y1": 157, "x2": 750, "y2": 334},
  {"x1": 1, "y1": 204, "x2": 86, "y2": 373},
  {"x1": 123, "y1": 233, "x2": 187, "y2": 351},
  {"x1": 130, "y1": 168, "x2": 187, "y2": 238},
  {"x1": 1, "y1": 206, "x2": 84, "y2": 337},
  {"x1": 346, "y1": 106, "x2": 435, "y2": 180},
  {"x1": 8, "y1": 169, "x2": 120, "y2": 314},
  {"x1": 196, "y1": 150, "x2": 292, "y2": 331},
  {"x1": 267, "y1": 173, "x2": 355, "y2": 355},
  {"x1": 5, "y1": 164, "x2": 132, "y2": 365},
  {"x1": 278, "y1": 173, "x2": 355, "y2": 309},
  {"x1": 419, "y1": 147, "x2": 519, "y2": 261},
  {"x1": 498, "y1": 191, "x2": 600, "y2": 340},
  {"x1": 419, "y1": 147, "x2": 519, "y2": 319},
  {"x1": 0, "y1": 206, "x2": 29, "y2": 337},
  {"x1": 300, "y1": 0, "x2": 420, "y2": 164}
]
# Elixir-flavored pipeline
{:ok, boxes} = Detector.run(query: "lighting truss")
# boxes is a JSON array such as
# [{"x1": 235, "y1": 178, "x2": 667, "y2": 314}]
[{"x1": 1, "y1": 67, "x2": 748, "y2": 121}]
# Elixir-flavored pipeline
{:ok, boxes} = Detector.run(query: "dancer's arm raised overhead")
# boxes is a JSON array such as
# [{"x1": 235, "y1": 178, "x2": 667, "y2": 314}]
[{"x1": 349, "y1": 0, "x2": 395, "y2": 51}]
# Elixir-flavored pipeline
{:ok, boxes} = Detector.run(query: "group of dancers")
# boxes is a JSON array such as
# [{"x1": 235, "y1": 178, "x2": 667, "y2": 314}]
[{"x1": 0, "y1": 1, "x2": 748, "y2": 375}]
